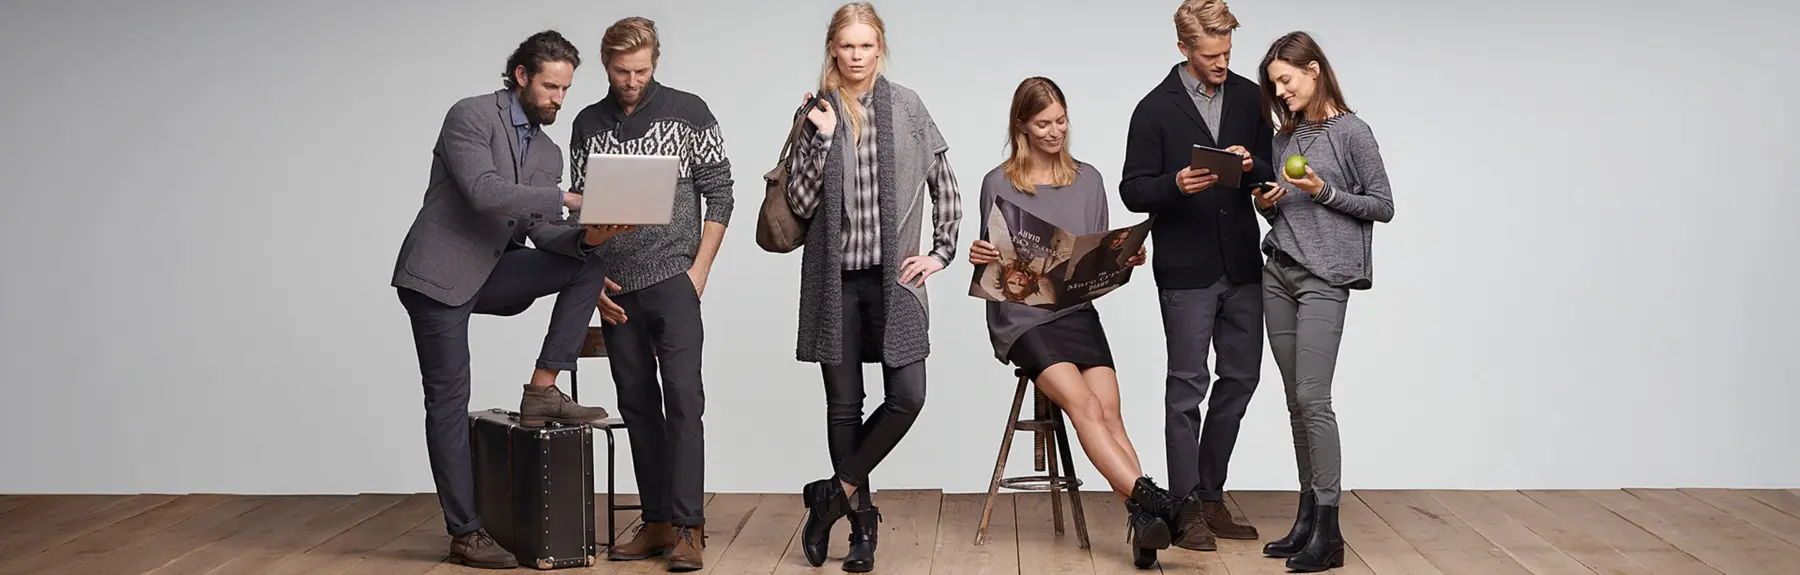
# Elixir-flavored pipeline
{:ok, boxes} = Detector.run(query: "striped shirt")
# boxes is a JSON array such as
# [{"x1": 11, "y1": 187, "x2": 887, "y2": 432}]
[{"x1": 788, "y1": 90, "x2": 963, "y2": 270}]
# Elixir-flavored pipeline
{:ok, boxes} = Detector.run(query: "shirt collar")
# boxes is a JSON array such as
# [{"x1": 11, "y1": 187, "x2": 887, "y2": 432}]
[
  {"x1": 1179, "y1": 65, "x2": 1221, "y2": 99},
  {"x1": 508, "y1": 89, "x2": 532, "y2": 129}
]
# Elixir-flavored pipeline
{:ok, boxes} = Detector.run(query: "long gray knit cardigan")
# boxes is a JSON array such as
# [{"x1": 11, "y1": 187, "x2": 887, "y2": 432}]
[{"x1": 794, "y1": 76, "x2": 952, "y2": 366}]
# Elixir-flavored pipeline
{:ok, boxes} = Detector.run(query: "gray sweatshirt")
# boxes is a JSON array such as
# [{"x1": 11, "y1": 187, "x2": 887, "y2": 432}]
[
  {"x1": 977, "y1": 163, "x2": 1111, "y2": 362},
  {"x1": 1257, "y1": 113, "x2": 1394, "y2": 289}
]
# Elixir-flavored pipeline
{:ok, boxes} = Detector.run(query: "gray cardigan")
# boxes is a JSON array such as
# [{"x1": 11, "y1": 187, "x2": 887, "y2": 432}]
[
  {"x1": 1257, "y1": 113, "x2": 1394, "y2": 289},
  {"x1": 790, "y1": 76, "x2": 956, "y2": 366}
]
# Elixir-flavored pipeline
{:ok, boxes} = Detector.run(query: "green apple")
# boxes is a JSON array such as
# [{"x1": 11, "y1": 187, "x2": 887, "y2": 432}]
[{"x1": 1284, "y1": 155, "x2": 1308, "y2": 180}]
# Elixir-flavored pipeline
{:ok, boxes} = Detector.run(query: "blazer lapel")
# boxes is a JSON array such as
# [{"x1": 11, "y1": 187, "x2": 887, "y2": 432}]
[
  {"x1": 1163, "y1": 66, "x2": 1215, "y2": 147},
  {"x1": 495, "y1": 91, "x2": 522, "y2": 181}
]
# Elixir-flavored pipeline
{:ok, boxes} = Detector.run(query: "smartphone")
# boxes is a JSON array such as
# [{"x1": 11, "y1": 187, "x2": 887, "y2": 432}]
[{"x1": 1246, "y1": 181, "x2": 1279, "y2": 194}]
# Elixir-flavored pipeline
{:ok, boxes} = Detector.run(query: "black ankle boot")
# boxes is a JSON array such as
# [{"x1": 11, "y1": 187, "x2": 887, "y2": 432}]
[
  {"x1": 843, "y1": 505, "x2": 881, "y2": 573},
  {"x1": 1284, "y1": 504, "x2": 1345, "y2": 572},
  {"x1": 1124, "y1": 499, "x2": 1172, "y2": 551},
  {"x1": 1128, "y1": 477, "x2": 1184, "y2": 532},
  {"x1": 1262, "y1": 491, "x2": 1317, "y2": 558},
  {"x1": 801, "y1": 478, "x2": 849, "y2": 567}
]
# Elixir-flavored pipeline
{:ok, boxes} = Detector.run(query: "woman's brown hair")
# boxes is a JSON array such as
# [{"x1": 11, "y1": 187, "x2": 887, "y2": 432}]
[
  {"x1": 1001, "y1": 77, "x2": 1079, "y2": 194},
  {"x1": 1258, "y1": 31, "x2": 1353, "y2": 134}
]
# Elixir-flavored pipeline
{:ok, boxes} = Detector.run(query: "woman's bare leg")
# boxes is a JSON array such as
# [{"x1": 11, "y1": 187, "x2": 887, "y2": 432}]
[
  {"x1": 1080, "y1": 366, "x2": 1141, "y2": 472},
  {"x1": 1034, "y1": 363, "x2": 1144, "y2": 500}
]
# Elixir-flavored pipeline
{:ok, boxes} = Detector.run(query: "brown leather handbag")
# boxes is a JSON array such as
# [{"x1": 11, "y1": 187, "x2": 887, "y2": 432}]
[{"x1": 756, "y1": 107, "x2": 815, "y2": 253}]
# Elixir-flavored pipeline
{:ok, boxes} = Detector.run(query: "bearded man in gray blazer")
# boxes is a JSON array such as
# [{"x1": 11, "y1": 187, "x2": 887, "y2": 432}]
[{"x1": 390, "y1": 30, "x2": 631, "y2": 570}]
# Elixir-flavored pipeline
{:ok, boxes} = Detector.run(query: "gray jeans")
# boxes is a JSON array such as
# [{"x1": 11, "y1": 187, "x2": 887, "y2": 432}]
[{"x1": 1262, "y1": 255, "x2": 1350, "y2": 506}]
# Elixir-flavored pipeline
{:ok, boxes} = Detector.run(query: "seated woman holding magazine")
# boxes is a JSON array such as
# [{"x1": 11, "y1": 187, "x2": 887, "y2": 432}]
[{"x1": 969, "y1": 77, "x2": 1194, "y2": 568}]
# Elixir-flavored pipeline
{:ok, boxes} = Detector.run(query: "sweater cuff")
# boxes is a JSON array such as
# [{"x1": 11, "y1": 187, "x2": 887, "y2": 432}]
[{"x1": 1312, "y1": 184, "x2": 1337, "y2": 205}]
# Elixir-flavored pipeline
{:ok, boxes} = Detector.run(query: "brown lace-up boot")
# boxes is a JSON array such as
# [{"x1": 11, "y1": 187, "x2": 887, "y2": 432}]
[
  {"x1": 608, "y1": 522, "x2": 677, "y2": 561},
  {"x1": 519, "y1": 384, "x2": 609, "y2": 427},
  {"x1": 667, "y1": 525, "x2": 705, "y2": 572}
]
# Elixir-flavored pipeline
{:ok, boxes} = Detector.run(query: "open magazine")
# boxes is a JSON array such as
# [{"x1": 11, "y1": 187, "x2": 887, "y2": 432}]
[{"x1": 969, "y1": 196, "x2": 1153, "y2": 310}]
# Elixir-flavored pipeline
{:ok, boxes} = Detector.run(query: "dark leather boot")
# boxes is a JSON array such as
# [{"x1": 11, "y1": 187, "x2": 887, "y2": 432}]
[
  {"x1": 842, "y1": 505, "x2": 881, "y2": 573},
  {"x1": 447, "y1": 528, "x2": 518, "y2": 569},
  {"x1": 1204, "y1": 499, "x2": 1258, "y2": 539},
  {"x1": 1124, "y1": 499, "x2": 1165, "y2": 570},
  {"x1": 666, "y1": 525, "x2": 705, "y2": 572},
  {"x1": 1262, "y1": 491, "x2": 1317, "y2": 558},
  {"x1": 1129, "y1": 477, "x2": 1184, "y2": 529},
  {"x1": 800, "y1": 478, "x2": 849, "y2": 567},
  {"x1": 1170, "y1": 491, "x2": 1217, "y2": 551},
  {"x1": 1133, "y1": 546, "x2": 1158, "y2": 570},
  {"x1": 519, "y1": 384, "x2": 609, "y2": 427},
  {"x1": 1285, "y1": 504, "x2": 1345, "y2": 573},
  {"x1": 608, "y1": 522, "x2": 677, "y2": 561},
  {"x1": 1125, "y1": 499, "x2": 1172, "y2": 551}
]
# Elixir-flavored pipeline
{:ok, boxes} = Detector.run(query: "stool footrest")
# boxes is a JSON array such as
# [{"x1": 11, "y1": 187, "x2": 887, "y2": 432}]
[
  {"x1": 1012, "y1": 420, "x2": 1055, "y2": 432},
  {"x1": 997, "y1": 475, "x2": 1084, "y2": 491}
]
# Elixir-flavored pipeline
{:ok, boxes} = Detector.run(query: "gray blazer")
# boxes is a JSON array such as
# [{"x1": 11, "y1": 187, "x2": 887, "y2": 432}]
[{"x1": 391, "y1": 89, "x2": 593, "y2": 307}]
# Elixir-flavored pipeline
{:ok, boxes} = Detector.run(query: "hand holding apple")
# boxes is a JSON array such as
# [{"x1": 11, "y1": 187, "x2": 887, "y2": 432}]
[
  {"x1": 1284, "y1": 155, "x2": 1309, "y2": 180},
  {"x1": 1282, "y1": 163, "x2": 1325, "y2": 198}
]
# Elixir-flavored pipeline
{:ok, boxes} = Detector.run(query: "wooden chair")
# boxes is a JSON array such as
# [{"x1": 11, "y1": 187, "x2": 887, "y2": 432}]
[
  {"x1": 570, "y1": 326, "x2": 637, "y2": 549},
  {"x1": 975, "y1": 368, "x2": 1089, "y2": 548}
]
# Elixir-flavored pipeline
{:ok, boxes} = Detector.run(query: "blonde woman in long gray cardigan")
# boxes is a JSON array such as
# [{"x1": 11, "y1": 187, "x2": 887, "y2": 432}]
[{"x1": 782, "y1": 3, "x2": 964, "y2": 573}]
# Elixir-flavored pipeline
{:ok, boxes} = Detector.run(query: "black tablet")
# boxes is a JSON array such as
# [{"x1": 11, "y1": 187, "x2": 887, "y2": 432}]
[{"x1": 1189, "y1": 144, "x2": 1244, "y2": 189}]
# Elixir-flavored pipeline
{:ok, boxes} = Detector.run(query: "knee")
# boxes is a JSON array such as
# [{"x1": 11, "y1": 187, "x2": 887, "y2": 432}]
[
  {"x1": 1292, "y1": 385, "x2": 1334, "y2": 416},
  {"x1": 1066, "y1": 400, "x2": 1105, "y2": 427},
  {"x1": 1100, "y1": 403, "x2": 1126, "y2": 428},
  {"x1": 890, "y1": 385, "x2": 926, "y2": 417}
]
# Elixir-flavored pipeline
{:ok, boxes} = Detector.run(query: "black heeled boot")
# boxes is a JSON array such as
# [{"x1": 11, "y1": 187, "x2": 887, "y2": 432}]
[
  {"x1": 843, "y1": 505, "x2": 881, "y2": 573},
  {"x1": 1124, "y1": 499, "x2": 1167, "y2": 570},
  {"x1": 801, "y1": 478, "x2": 849, "y2": 567},
  {"x1": 1128, "y1": 477, "x2": 1185, "y2": 533},
  {"x1": 1284, "y1": 504, "x2": 1345, "y2": 573},
  {"x1": 1262, "y1": 491, "x2": 1316, "y2": 558}
]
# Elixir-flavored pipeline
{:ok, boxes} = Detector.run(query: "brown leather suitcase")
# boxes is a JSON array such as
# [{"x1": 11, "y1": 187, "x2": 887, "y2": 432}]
[{"x1": 468, "y1": 408, "x2": 597, "y2": 569}]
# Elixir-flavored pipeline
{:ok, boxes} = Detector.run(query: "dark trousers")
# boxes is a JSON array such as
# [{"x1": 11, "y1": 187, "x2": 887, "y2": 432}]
[
  {"x1": 397, "y1": 246, "x2": 608, "y2": 537},
  {"x1": 1158, "y1": 276, "x2": 1264, "y2": 502},
  {"x1": 822, "y1": 268, "x2": 927, "y2": 506},
  {"x1": 599, "y1": 274, "x2": 707, "y2": 527}
]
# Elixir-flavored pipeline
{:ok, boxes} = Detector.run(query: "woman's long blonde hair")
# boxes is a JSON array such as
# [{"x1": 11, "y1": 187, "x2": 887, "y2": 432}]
[
  {"x1": 1001, "y1": 77, "x2": 1079, "y2": 194},
  {"x1": 818, "y1": 3, "x2": 888, "y2": 144}
]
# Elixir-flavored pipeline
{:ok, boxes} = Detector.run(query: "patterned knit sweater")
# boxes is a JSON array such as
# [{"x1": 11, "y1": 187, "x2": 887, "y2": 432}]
[{"x1": 568, "y1": 81, "x2": 734, "y2": 294}]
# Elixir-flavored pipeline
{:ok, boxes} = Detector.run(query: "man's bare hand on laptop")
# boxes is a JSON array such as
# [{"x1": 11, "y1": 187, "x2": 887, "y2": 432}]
[
  {"x1": 583, "y1": 224, "x2": 635, "y2": 247},
  {"x1": 563, "y1": 192, "x2": 583, "y2": 212}
]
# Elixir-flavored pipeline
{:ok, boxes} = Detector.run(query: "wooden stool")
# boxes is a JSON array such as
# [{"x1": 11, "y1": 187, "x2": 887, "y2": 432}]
[
  {"x1": 569, "y1": 326, "x2": 638, "y2": 549},
  {"x1": 975, "y1": 368, "x2": 1089, "y2": 548}
]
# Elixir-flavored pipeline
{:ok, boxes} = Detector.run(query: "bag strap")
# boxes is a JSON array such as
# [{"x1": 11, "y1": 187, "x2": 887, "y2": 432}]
[{"x1": 776, "y1": 103, "x2": 815, "y2": 165}]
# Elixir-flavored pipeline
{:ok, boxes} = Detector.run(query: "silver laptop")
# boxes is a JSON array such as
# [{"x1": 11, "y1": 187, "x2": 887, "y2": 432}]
[{"x1": 578, "y1": 153, "x2": 681, "y2": 225}]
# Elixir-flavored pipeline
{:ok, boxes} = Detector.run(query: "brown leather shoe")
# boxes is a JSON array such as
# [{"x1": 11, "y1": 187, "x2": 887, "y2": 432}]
[
  {"x1": 448, "y1": 528, "x2": 519, "y2": 569},
  {"x1": 667, "y1": 525, "x2": 704, "y2": 572},
  {"x1": 609, "y1": 522, "x2": 677, "y2": 561},
  {"x1": 1204, "y1": 500, "x2": 1259, "y2": 540},
  {"x1": 1171, "y1": 493, "x2": 1218, "y2": 551},
  {"x1": 519, "y1": 384, "x2": 609, "y2": 427}
]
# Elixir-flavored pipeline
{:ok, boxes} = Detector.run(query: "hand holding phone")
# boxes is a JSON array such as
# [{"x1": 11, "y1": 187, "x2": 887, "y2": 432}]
[{"x1": 1249, "y1": 181, "x2": 1285, "y2": 210}]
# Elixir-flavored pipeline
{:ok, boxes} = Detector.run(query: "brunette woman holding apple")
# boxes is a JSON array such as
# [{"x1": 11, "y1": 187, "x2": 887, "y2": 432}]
[{"x1": 1251, "y1": 30, "x2": 1395, "y2": 573}]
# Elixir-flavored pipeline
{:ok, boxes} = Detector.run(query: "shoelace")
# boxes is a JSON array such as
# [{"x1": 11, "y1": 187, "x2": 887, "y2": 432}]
[{"x1": 676, "y1": 527, "x2": 703, "y2": 547}]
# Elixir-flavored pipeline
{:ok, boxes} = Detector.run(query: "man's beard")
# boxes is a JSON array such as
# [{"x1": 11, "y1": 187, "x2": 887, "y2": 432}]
[
  {"x1": 523, "y1": 101, "x2": 559, "y2": 125},
  {"x1": 519, "y1": 88, "x2": 560, "y2": 125}
]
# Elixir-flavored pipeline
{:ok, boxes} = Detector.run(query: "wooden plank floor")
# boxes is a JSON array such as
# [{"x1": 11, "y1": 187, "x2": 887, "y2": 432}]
[{"x1": 1, "y1": 489, "x2": 1797, "y2": 574}]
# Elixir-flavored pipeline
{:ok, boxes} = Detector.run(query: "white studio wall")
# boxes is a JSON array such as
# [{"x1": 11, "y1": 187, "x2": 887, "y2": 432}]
[{"x1": 1, "y1": 0, "x2": 1796, "y2": 496}]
